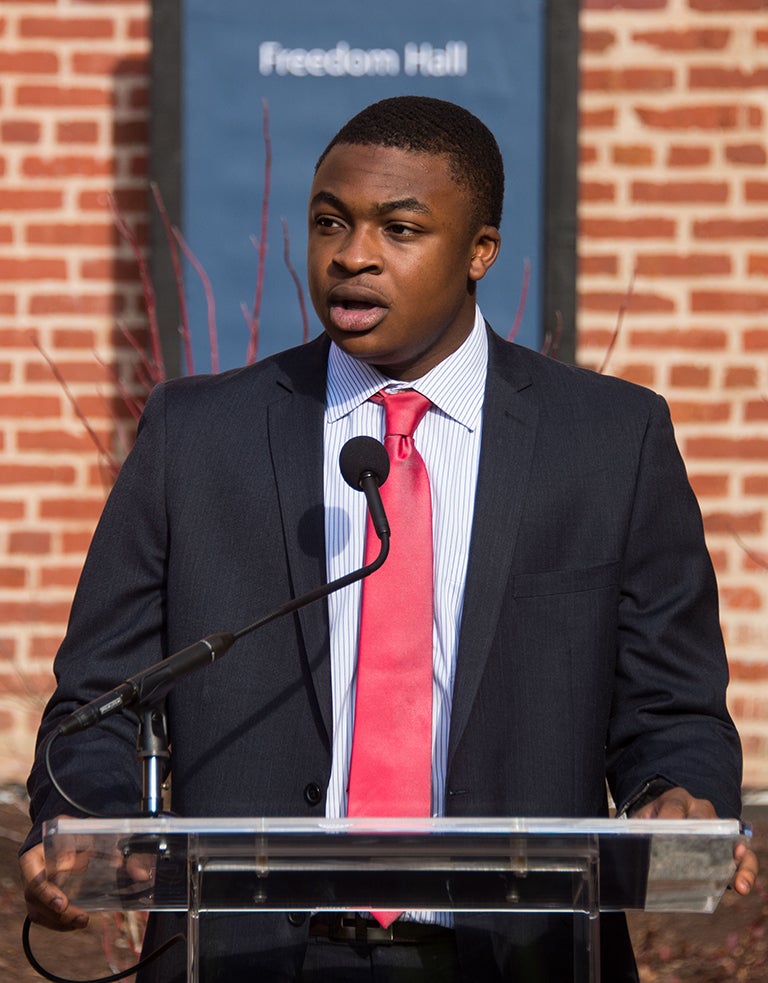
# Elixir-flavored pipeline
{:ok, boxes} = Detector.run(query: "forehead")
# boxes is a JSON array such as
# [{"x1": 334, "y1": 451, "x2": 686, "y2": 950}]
[{"x1": 309, "y1": 143, "x2": 470, "y2": 216}]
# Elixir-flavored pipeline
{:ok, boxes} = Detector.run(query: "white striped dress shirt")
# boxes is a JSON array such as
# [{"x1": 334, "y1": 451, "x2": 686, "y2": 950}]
[{"x1": 323, "y1": 307, "x2": 488, "y2": 834}]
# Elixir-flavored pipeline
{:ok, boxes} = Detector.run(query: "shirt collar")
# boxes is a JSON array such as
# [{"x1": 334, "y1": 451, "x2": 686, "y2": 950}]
[{"x1": 326, "y1": 306, "x2": 488, "y2": 432}]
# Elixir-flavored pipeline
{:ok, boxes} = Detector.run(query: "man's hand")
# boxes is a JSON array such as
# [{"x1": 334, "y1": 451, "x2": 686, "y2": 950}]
[
  {"x1": 20, "y1": 841, "x2": 90, "y2": 932},
  {"x1": 633, "y1": 785, "x2": 759, "y2": 896}
]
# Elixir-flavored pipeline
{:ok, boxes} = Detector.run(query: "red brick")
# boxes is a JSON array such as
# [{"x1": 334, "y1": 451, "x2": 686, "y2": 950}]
[
  {"x1": 745, "y1": 181, "x2": 768, "y2": 201},
  {"x1": 743, "y1": 476, "x2": 768, "y2": 495},
  {"x1": 694, "y1": 219, "x2": 768, "y2": 239},
  {"x1": 668, "y1": 400, "x2": 731, "y2": 423},
  {"x1": 689, "y1": 66, "x2": 768, "y2": 89},
  {"x1": 0, "y1": 257, "x2": 66, "y2": 280},
  {"x1": 80, "y1": 257, "x2": 139, "y2": 281},
  {"x1": 615, "y1": 364, "x2": 656, "y2": 387},
  {"x1": 582, "y1": 30, "x2": 616, "y2": 53},
  {"x1": 16, "y1": 85, "x2": 111, "y2": 109},
  {"x1": 128, "y1": 18, "x2": 150, "y2": 41},
  {"x1": 667, "y1": 145, "x2": 711, "y2": 167},
  {"x1": 127, "y1": 85, "x2": 149, "y2": 110},
  {"x1": 579, "y1": 255, "x2": 619, "y2": 276},
  {"x1": 689, "y1": 473, "x2": 729, "y2": 497},
  {"x1": 719, "y1": 586, "x2": 763, "y2": 610},
  {"x1": 636, "y1": 104, "x2": 762, "y2": 130},
  {"x1": 0, "y1": 227, "x2": 12, "y2": 244},
  {"x1": 8, "y1": 531, "x2": 51, "y2": 555},
  {"x1": 579, "y1": 145, "x2": 598, "y2": 165},
  {"x1": 114, "y1": 120, "x2": 149, "y2": 145},
  {"x1": 582, "y1": 68, "x2": 675, "y2": 92},
  {"x1": 633, "y1": 29, "x2": 729, "y2": 51},
  {"x1": 581, "y1": 291, "x2": 675, "y2": 313},
  {"x1": 29, "y1": 636, "x2": 60, "y2": 661},
  {"x1": 22, "y1": 155, "x2": 114, "y2": 178},
  {"x1": 78, "y1": 187, "x2": 148, "y2": 212},
  {"x1": 729, "y1": 662, "x2": 768, "y2": 682},
  {"x1": 0, "y1": 50, "x2": 58, "y2": 73},
  {"x1": 40, "y1": 567, "x2": 82, "y2": 589},
  {"x1": 0, "y1": 502, "x2": 25, "y2": 521},
  {"x1": 51, "y1": 328, "x2": 96, "y2": 349},
  {"x1": 0, "y1": 567, "x2": 27, "y2": 589},
  {"x1": 0, "y1": 464, "x2": 76, "y2": 485},
  {"x1": 630, "y1": 329, "x2": 727, "y2": 350},
  {"x1": 686, "y1": 437, "x2": 768, "y2": 460},
  {"x1": 0, "y1": 394, "x2": 61, "y2": 417},
  {"x1": 25, "y1": 359, "x2": 111, "y2": 384},
  {"x1": 726, "y1": 144, "x2": 768, "y2": 165},
  {"x1": 39, "y1": 498, "x2": 106, "y2": 521},
  {"x1": 748, "y1": 255, "x2": 768, "y2": 275},
  {"x1": 580, "y1": 217, "x2": 676, "y2": 238},
  {"x1": 612, "y1": 144, "x2": 654, "y2": 166},
  {"x1": 72, "y1": 53, "x2": 147, "y2": 76},
  {"x1": 744, "y1": 400, "x2": 768, "y2": 424},
  {"x1": 724, "y1": 366, "x2": 758, "y2": 388},
  {"x1": 25, "y1": 223, "x2": 117, "y2": 246},
  {"x1": 17, "y1": 430, "x2": 103, "y2": 453},
  {"x1": 669, "y1": 365, "x2": 711, "y2": 387},
  {"x1": 580, "y1": 181, "x2": 615, "y2": 202},
  {"x1": 631, "y1": 181, "x2": 729, "y2": 203},
  {"x1": 1, "y1": 120, "x2": 41, "y2": 143},
  {"x1": 581, "y1": 108, "x2": 616, "y2": 129},
  {"x1": 691, "y1": 291, "x2": 768, "y2": 313},
  {"x1": 19, "y1": 17, "x2": 115, "y2": 40},
  {"x1": 62, "y1": 531, "x2": 95, "y2": 554},
  {"x1": 56, "y1": 120, "x2": 99, "y2": 144},
  {"x1": 704, "y1": 512, "x2": 763, "y2": 534},
  {"x1": 744, "y1": 329, "x2": 768, "y2": 351},
  {"x1": 0, "y1": 188, "x2": 62, "y2": 209},
  {"x1": 28, "y1": 293, "x2": 125, "y2": 315},
  {"x1": 635, "y1": 254, "x2": 731, "y2": 277}
]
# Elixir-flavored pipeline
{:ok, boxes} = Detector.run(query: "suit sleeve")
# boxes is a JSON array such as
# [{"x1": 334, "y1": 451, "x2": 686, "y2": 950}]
[
  {"x1": 23, "y1": 383, "x2": 171, "y2": 849},
  {"x1": 606, "y1": 393, "x2": 742, "y2": 819}
]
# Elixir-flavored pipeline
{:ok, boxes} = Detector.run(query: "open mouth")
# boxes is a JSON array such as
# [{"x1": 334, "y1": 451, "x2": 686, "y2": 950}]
[{"x1": 329, "y1": 299, "x2": 387, "y2": 332}]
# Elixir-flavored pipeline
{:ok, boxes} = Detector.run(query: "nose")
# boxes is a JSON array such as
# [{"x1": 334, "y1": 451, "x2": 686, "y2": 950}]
[{"x1": 332, "y1": 225, "x2": 382, "y2": 275}]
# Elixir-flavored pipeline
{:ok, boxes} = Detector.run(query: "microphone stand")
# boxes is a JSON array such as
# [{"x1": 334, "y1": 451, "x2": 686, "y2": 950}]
[{"x1": 137, "y1": 704, "x2": 170, "y2": 816}]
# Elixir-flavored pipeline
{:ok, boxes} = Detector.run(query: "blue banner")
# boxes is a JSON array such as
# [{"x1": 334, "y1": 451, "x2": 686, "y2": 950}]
[{"x1": 182, "y1": 0, "x2": 546, "y2": 371}]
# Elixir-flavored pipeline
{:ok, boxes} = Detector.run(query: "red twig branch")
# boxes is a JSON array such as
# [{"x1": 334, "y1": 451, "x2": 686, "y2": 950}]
[
  {"x1": 150, "y1": 181, "x2": 194, "y2": 375},
  {"x1": 597, "y1": 265, "x2": 636, "y2": 376},
  {"x1": 507, "y1": 258, "x2": 531, "y2": 343},
  {"x1": 107, "y1": 194, "x2": 165, "y2": 384},
  {"x1": 282, "y1": 217, "x2": 310, "y2": 344},
  {"x1": 247, "y1": 99, "x2": 272, "y2": 364},
  {"x1": 172, "y1": 226, "x2": 220, "y2": 374},
  {"x1": 28, "y1": 332, "x2": 120, "y2": 480}
]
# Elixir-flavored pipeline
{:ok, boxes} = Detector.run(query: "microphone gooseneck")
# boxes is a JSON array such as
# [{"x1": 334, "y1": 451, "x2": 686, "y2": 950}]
[{"x1": 56, "y1": 437, "x2": 391, "y2": 737}]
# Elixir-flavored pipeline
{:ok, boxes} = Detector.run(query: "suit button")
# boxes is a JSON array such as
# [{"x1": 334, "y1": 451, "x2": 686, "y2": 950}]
[
  {"x1": 287, "y1": 912, "x2": 307, "y2": 927},
  {"x1": 303, "y1": 782, "x2": 323, "y2": 806}
]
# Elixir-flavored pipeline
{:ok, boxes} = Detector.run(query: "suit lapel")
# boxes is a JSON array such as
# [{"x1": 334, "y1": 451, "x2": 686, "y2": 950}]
[
  {"x1": 448, "y1": 331, "x2": 539, "y2": 764},
  {"x1": 267, "y1": 336, "x2": 334, "y2": 744}
]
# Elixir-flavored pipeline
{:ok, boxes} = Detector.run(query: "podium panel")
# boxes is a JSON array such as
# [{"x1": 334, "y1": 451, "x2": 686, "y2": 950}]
[{"x1": 43, "y1": 816, "x2": 747, "y2": 983}]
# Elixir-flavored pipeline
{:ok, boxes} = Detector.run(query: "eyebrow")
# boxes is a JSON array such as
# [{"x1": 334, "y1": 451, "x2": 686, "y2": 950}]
[{"x1": 310, "y1": 191, "x2": 432, "y2": 217}]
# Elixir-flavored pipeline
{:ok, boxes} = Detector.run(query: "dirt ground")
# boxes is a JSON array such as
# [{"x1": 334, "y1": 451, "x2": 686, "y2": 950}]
[{"x1": 1, "y1": 785, "x2": 765, "y2": 981}]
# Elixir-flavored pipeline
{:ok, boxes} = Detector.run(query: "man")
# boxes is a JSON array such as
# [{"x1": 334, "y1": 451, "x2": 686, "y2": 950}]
[{"x1": 20, "y1": 96, "x2": 756, "y2": 981}]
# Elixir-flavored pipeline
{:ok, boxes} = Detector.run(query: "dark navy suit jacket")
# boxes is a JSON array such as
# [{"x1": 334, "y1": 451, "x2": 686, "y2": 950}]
[{"x1": 27, "y1": 327, "x2": 741, "y2": 981}]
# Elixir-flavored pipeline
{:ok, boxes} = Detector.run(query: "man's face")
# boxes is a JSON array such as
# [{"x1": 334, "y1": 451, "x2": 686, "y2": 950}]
[{"x1": 307, "y1": 143, "x2": 500, "y2": 381}]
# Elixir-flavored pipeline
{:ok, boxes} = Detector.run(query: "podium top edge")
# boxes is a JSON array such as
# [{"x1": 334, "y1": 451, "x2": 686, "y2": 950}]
[{"x1": 43, "y1": 816, "x2": 747, "y2": 838}]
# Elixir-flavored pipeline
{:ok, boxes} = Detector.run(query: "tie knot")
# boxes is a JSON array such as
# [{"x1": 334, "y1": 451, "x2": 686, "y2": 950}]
[{"x1": 373, "y1": 389, "x2": 431, "y2": 438}]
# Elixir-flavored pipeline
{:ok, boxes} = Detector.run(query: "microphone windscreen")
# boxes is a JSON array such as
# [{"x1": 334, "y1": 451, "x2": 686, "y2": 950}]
[{"x1": 339, "y1": 436, "x2": 390, "y2": 489}]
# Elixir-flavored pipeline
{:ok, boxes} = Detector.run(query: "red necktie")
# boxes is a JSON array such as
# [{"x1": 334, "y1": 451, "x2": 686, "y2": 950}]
[{"x1": 347, "y1": 389, "x2": 433, "y2": 927}]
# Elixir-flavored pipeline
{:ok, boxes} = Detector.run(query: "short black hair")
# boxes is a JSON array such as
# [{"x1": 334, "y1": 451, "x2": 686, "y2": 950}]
[{"x1": 315, "y1": 95, "x2": 505, "y2": 230}]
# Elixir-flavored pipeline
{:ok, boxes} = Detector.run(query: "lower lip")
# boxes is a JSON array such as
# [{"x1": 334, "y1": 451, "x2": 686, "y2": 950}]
[{"x1": 330, "y1": 303, "x2": 387, "y2": 333}]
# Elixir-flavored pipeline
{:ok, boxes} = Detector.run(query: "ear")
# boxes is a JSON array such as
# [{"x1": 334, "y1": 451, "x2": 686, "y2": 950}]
[{"x1": 468, "y1": 226, "x2": 501, "y2": 282}]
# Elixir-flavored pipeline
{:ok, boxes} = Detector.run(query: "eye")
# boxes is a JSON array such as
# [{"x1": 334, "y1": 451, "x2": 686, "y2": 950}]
[
  {"x1": 387, "y1": 222, "x2": 419, "y2": 237},
  {"x1": 314, "y1": 214, "x2": 344, "y2": 231}
]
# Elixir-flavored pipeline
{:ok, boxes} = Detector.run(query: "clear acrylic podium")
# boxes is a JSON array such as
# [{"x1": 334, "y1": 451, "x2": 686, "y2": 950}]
[{"x1": 43, "y1": 815, "x2": 746, "y2": 983}]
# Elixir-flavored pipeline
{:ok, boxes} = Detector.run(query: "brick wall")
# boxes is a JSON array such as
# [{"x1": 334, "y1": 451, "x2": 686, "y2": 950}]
[
  {"x1": 0, "y1": 1, "x2": 150, "y2": 781},
  {"x1": 578, "y1": 0, "x2": 768, "y2": 787},
  {"x1": 1, "y1": 0, "x2": 767, "y2": 788}
]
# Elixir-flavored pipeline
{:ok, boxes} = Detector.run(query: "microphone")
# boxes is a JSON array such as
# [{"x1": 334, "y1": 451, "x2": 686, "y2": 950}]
[
  {"x1": 339, "y1": 435, "x2": 390, "y2": 539},
  {"x1": 57, "y1": 437, "x2": 391, "y2": 737}
]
